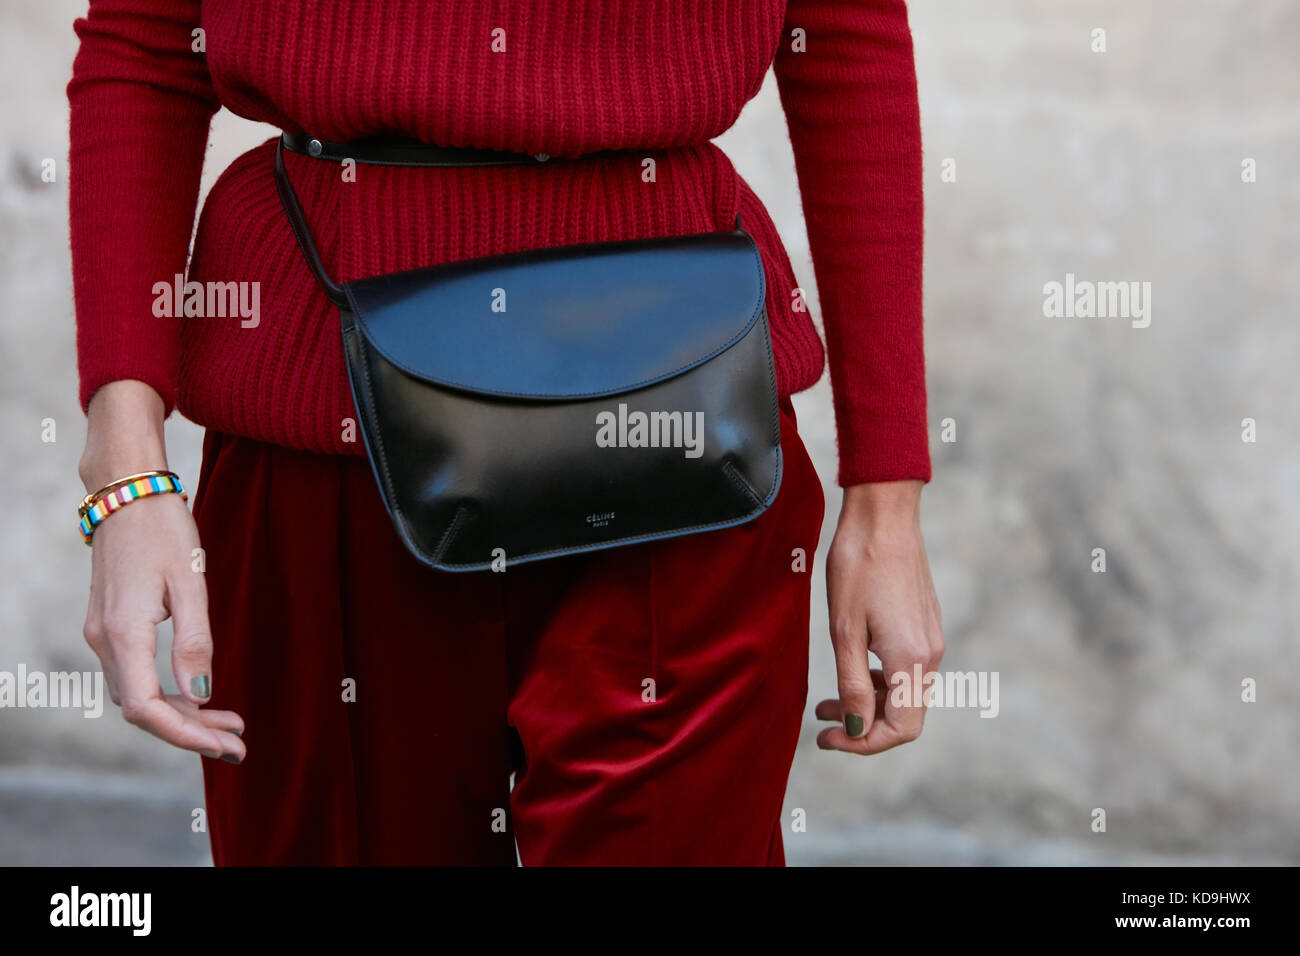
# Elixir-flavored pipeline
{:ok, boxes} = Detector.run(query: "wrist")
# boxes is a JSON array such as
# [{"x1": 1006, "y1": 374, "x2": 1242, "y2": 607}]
[
  {"x1": 79, "y1": 381, "x2": 169, "y2": 491},
  {"x1": 80, "y1": 447, "x2": 171, "y2": 495},
  {"x1": 838, "y1": 480, "x2": 923, "y2": 534}
]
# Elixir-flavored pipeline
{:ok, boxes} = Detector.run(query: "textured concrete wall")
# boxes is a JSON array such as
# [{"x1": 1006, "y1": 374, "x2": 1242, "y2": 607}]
[{"x1": 1, "y1": 0, "x2": 1295, "y2": 864}]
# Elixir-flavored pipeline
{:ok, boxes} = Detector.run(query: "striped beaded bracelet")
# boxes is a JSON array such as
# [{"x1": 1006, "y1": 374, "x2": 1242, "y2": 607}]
[{"x1": 78, "y1": 470, "x2": 188, "y2": 545}]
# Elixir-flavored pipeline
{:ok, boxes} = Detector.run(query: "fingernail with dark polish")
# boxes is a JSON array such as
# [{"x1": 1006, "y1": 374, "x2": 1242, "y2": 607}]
[
  {"x1": 220, "y1": 754, "x2": 241, "y2": 764},
  {"x1": 191, "y1": 675, "x2": 211, "y2": 699},
  {"x1": 844, "y1": 713, "x2": 866, "y2": 738}
]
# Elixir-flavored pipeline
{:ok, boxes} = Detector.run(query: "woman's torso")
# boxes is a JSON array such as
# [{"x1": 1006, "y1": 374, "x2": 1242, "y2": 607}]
[{"x1": 179, "y1": 0, "x2": 824, "y2": 454}]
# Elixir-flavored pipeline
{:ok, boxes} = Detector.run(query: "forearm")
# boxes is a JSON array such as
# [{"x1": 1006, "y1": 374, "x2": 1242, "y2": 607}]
[
  {"x1": 69, "y1": 0, "x2": 218, "y2": 417},
  {"x1": 775, "y1": 0, "x2": 930, "y2": 486}
]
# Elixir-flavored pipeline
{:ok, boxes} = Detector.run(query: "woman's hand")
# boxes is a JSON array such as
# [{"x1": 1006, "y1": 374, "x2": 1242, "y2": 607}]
[
  {"x1": 818, "y1": 480, "x2": 944, "y2": 755},
  {"x1": 80, "y1": 381, "x2": 245, "y2": 762}
]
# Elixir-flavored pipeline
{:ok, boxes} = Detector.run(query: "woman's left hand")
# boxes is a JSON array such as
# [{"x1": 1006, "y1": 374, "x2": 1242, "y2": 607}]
[{"x1": 818, "y1": 480, "x2": 944, "y2": 755}]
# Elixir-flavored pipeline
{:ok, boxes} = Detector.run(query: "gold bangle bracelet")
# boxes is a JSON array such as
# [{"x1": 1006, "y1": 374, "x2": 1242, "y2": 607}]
[{"x1": 78, "y1": 469, "x2": 181, "y2": 519}]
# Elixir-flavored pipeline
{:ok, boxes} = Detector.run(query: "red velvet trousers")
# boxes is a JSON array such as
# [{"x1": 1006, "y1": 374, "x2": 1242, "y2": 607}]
[{"x1": 192, "y1": 398, "x2": 824, "y2": 865}]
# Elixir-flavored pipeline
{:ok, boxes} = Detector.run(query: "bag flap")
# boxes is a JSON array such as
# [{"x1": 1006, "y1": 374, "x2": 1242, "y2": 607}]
[{"x1": 343, "y1": 228, "x2": 766, "y2": 400}]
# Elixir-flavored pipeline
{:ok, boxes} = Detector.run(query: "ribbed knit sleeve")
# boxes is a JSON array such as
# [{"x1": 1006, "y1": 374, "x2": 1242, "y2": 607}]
[
  {"x1": 774, "y1": 0, "x2": 931, "y2": 485},
  {"x1": 67, "y1": 0, "x2": 219, "y2": 414}
]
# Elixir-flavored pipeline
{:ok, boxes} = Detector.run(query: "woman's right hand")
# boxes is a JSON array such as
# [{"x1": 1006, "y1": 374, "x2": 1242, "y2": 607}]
[{"x1": 80, "y1": 381, "x2": 245, "y2": 762}]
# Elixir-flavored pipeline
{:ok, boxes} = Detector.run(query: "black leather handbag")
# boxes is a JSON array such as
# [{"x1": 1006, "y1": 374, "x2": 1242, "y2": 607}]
[{"x1": 273, "y1": 133, "x2": 782, "y2": 571}]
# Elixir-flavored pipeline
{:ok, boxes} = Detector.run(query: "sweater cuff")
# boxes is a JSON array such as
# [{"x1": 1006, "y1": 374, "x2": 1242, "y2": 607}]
[
  {"x1": 77, "y1": 337, "x2": 181, "y2": 417},
  {"x1": 832, "y1": 401, "x2": 932, "y2": 486}
]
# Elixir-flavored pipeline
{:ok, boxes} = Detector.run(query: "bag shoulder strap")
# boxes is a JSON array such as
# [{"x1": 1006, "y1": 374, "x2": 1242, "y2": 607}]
[{"x1": 273, "y1": 135, "x2": 349, "y2": 307}]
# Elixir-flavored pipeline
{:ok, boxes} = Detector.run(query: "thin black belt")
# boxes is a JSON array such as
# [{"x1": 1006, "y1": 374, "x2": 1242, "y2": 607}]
[
  {"x1": 275, "y1": 131, "x2": 745, "y2": 302},
  {"x1": 281, "y1": 130, "x2": 569, "y2": 168},
  {"x1": 274, "y1": 132, "x2": 634, "y2": 306}
]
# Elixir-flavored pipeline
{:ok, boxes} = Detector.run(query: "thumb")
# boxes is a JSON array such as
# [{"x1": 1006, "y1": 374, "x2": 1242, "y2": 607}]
[
  {"x1": 168, "y1": 570, "x2": 215, "y2": 705},
  {"x1": 831, "y1": 618, "x2": 876, "y2": 741}
]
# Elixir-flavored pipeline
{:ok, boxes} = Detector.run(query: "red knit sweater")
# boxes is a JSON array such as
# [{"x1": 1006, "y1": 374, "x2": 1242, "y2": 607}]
[{"x1": 68, "y1": 0, "x2": 929, "y2": 486}]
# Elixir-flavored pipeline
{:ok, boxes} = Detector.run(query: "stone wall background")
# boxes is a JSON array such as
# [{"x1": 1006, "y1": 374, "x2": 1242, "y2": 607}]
[{"x1": 1, "y1": 0, "x2": 1295, "y2": 864}]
